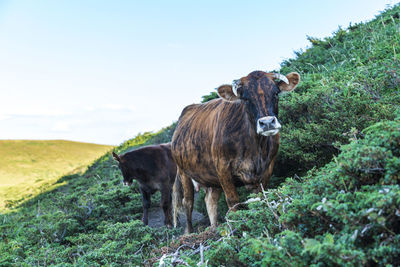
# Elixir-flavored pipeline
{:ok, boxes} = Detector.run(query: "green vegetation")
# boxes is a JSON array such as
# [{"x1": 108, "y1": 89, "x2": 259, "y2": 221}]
[
  {"x1": 276, "y1": 9, "x2": 400, "y2": 178},
  {"x1": 1, "y1": 4, "x2": 400, "y2": 266},
  {"x1": 181, "y1": 118, "x2": 400, "y2": 266},
  {"x1": 0, "y1": 140, "x2": 113, "y2": 210}
]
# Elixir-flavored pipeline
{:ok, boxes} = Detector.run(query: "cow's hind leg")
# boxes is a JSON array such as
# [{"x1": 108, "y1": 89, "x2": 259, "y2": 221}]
[
  {"x1": 161, "y1": 187, "x2": 172, "y2": 228},
  {"x1": 205, "y1": 187, "x2": 222, "y2": 229},
  {"x1": 172, "y1": 173, "x2": 183, "y2": 228},
  {"x1": 180, "y1": 172, "x2": 194, "y2": 234}
]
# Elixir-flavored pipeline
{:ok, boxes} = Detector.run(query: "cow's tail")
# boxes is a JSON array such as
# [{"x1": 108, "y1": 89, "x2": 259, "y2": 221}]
[{"x1": 172, "y1": 172, "x2": 184, "y2": 228}]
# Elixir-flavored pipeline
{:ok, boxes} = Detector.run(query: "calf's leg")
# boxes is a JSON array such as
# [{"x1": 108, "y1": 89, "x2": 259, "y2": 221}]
[
  {"x1": 205, "y1": 187, "x2": 222, "y2": 229},
  {"x1": 161, "y1": 188, "x2": 172, "y2": 228},
  {"x1": 140, "y1": 188, "x2": 151, "y2": 225}
]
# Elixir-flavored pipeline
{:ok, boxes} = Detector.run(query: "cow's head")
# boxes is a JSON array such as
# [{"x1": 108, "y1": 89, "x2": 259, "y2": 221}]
[
  {"x1": 112, "y1": 151, "x2": 133, "y2": 186},
  {"x1": 217, "y1": 71, "x2": 300, "y2": 136}
]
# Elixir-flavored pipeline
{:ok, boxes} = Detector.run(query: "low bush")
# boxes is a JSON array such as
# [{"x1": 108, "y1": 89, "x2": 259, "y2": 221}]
[{"x1": 199, "y1": 119, "x2": 400, "y2": 266}]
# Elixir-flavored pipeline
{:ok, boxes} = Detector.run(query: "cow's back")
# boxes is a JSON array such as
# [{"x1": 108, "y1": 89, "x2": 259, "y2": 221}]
[
  {"x1": 172, "y1": 100, "x2": 217, "y2": 185},
  {"x1": 124, "y1": 144, "x2": 176, "y2": 186},
  {"x1": 171, "y1": 99, "x2": 245, "y2": 187}
]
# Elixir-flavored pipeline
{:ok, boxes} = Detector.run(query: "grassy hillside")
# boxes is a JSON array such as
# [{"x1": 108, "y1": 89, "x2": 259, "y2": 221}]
[
  {"x1": 1, "y1": 4, "x2": 400, "y2": 267},
  {"x1": 0, "y1": 140, "x2": 113, "y2": 210},
  {"x1": 0, "y1": 127, "x2": 176, "y2": 266}
]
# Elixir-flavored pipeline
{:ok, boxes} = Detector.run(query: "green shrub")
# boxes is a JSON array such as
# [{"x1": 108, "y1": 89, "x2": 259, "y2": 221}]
[
  {"x1": 66, "y1": 220, "x2": 176, "y2": 266},
  {"x1": 199, "y1": 119, "x2": 400, "y2": 266}
]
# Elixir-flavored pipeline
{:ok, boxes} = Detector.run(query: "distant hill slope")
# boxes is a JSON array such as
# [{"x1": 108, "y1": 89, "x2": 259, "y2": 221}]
[{"x1": 0, "y1": 140, "x2": 113, "y2": 210}]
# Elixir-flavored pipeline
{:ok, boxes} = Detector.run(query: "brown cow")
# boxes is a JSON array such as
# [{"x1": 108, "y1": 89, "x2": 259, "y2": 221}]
[
  {"x1": 171, "y1": 71, "x2": 300, "y2": 233},
  {"x1": 112, "y1": 143, "x2": 176, "y2": 227}
]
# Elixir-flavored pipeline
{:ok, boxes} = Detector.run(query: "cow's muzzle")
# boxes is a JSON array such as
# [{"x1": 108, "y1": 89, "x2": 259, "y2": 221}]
[{"x1": 257, "y1": 116, "x2": 281, "y2": 136}]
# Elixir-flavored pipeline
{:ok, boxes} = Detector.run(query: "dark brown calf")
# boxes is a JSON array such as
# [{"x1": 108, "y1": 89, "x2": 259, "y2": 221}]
[
  {"x1": 112, "y1": 143, "x2": 176, "y2": 227},
  {"x1": 172, "y1": 71, "x2": 300, "y2": 233}
]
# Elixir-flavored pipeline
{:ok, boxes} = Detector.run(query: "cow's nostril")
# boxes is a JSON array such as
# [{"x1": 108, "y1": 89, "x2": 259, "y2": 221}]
[
  {"x1": 259, "y1": 117, "x2": 274, "y2": 126},
  {"x1": 258, "y1": 116, "x2": 280, "y2": 129}
]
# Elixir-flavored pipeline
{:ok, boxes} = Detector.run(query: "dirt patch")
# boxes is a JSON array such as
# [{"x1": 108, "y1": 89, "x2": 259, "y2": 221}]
[
  {"x1": 165, "y1": 228, "x2": 219, "y2": 252},
  {"x1": 145, "y1": 192, "x2": 213, "y2": 266},
  {"x1": 146, "y1": 228, "x2": 221, "y2": 266},
  {"x1": 148, "y1": 192, "x2": 207, "y2": 228},
  {"x1": 147, "y1": 207, "x2": 205, "y2": 228}
]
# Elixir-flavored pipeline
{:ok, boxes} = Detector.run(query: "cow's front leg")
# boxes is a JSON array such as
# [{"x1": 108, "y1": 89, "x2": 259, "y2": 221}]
[
  {"x1": 204, "y1": 187, "x2": 222, "y2": 229},
  {"x1": 258, "y1": 154, "x2": 278, "y2": 193},
  {"x1": 161, "y1": 187, "x2": 172, "y2": 228},
  {"x1": 217, "y1": 170, "x2": 239, "y2": 211},
  {"x1": 140, "y1": 188, "x2": 151, "y2": 225}
]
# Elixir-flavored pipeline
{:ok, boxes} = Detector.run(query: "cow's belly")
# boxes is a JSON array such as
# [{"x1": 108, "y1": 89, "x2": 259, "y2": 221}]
[
  {"x1": 180, "y1": 164, "x2": 220, "y2": 187},
  {"x1": 173, "y1": 145, "x2": 220, "y2": 187},
  {"x1": 180, "y1": 157, "x2": 267, "y2": 189}
]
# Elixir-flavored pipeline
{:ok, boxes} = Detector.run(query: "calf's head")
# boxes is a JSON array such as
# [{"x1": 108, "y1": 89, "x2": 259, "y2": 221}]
[
  {"x1": 112, "y1": 152, "x2": 133, "y2": 186},
  {"x1": 218, "y1": 71, "x2": 300, "y2": 136}
]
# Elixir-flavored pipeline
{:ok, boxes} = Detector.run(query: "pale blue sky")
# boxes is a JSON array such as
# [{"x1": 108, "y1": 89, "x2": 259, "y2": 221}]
[{"x1": 0, "y1": 0, "x2": 398, "y2": 145}]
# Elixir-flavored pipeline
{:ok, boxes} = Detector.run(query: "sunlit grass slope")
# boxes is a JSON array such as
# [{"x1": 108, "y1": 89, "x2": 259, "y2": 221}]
[{"x1": 0, "y1": 140, "x2": 114, "y2": 210}]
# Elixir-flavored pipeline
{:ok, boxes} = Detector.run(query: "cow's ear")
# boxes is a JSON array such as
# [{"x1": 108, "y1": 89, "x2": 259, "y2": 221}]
[
  {"x1": 112, "y1": 151, "x2": 121, "y2": 162},
  {"x1": 278, "y1": 72, "x2": 300, "y2": 92},
  {"x1": 217, "y1": 84, "x2": 239, "y2": 101}
]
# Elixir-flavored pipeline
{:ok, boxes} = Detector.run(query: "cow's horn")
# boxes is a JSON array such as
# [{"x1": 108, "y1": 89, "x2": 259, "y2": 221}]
[
  {"x1": 272, "y1": 73, "x2": 289, "y2": 84},
  {"x1": 232, "y1": 85, "x2": 238, "y2": 96},
  {"x1": 232, "y1": 80, "x2": 239, "y2": 96}
]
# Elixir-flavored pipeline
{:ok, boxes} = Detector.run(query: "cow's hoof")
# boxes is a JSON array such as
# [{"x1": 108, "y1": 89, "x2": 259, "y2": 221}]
[{"x1": 184, "y1": 226, "x2": 193, "y2": 235}]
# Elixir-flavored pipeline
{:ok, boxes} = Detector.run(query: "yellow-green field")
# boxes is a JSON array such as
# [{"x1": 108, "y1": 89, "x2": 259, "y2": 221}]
[{"x1": 0, "y1": 140, "x2": 114, "y2": 210}]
